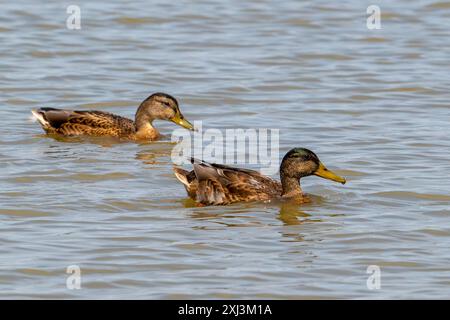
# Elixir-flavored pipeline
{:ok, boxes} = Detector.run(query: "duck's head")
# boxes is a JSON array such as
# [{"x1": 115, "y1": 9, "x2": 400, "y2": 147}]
[
  {"x1": 136, "y1": 92, "x2": 194, "y2": 130},
  {"x1": 280, "y1": 148, "x2": 346, "y2": 184}
]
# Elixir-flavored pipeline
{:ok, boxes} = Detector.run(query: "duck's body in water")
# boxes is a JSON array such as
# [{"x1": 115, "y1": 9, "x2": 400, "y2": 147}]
[
  {"x1": 173, "y1": 148, "x2": 346, "y2": 206},
  {"x1": 31, "y1": 92, "x2": 194, "y2": 141}
]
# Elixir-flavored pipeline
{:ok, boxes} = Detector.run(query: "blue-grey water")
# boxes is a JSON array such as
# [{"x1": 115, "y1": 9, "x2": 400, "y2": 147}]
[{"x1": 0, "y1": 0, "x2": 449, "y2": 299}]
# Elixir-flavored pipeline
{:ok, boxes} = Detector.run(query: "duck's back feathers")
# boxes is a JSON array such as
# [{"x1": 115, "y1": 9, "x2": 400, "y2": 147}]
[
  {"x1": 174, "y1": 159, "x2": 282, "y2": 205},
  {"x1": 31, "y1": 108, "x2": 135, "y2": 137}
]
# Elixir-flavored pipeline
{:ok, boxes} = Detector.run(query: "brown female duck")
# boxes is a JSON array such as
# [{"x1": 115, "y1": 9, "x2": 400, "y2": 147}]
[
  {"x1": 31, "y1": 92, "x2": 194, "y2": 140},
  {"x1": 173, "y1": 148, "x2": 346, "y2": 206}
]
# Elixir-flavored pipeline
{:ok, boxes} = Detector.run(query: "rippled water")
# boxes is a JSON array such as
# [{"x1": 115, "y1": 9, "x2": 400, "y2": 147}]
[{"x1": 1, "y1": 0, "x2": 449, "y2": 299}]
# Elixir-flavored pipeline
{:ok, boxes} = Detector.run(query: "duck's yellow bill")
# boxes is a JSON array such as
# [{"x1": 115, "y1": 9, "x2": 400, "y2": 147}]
[
  {"x1": 314, "y1": 162, "x2": 346, "y2": 185},
  {"x1": 171, "y1": 114, "x2": 195, "y2": 131}
]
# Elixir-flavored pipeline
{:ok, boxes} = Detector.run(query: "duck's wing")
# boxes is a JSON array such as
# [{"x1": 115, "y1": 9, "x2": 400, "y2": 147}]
[
  {"x1": 31, "y1": 108, "x2": 73, "y2": 129},
  {"x1": 31, "y1": 108, "x2": 135, "y2": 136},
  {"x1": 186, "y1": 158, "x2": 281, "y2": 205}
]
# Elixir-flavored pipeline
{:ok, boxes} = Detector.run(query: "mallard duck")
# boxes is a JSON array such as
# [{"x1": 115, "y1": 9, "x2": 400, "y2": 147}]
[
  {"x1": 173, "y1": 148, "x2": 346, "y2": 206},
  {"x1": 31, "y1": 92, "x2": 194, "y2": 140}
]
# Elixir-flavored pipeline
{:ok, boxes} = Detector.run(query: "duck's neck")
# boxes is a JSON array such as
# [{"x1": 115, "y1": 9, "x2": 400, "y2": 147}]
[
  {"x1": 135, "y1": 114, "x2": 159, "y2": 140},
  {"x1": 280, "y1": 169, "x2": 303, "y2": 198}
]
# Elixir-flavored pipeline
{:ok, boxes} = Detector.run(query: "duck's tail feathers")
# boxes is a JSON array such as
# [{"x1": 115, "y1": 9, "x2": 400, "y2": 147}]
[
  {"x1": 31, "y1": 109, "x2": 50, "y2": 128},
  {"x1": 173, "y1": 167, "x2": 191, "y2": 188}
]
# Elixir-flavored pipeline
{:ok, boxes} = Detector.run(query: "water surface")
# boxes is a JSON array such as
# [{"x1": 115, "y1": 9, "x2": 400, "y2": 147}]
[{"x1": 0, "y1": 0, "x2": 449, "y2": 299}]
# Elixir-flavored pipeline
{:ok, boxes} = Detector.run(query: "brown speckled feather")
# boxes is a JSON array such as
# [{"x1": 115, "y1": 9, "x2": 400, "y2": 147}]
[
  {"x1": 174, "y1": 148, "x2": 347, "y2": 206},
  {"x1": 32, "y1": 93, "x2": 193, "y2": 141},
  {"x1": 174, "y1": 160, "x2": 282, "y2": 205},
  {"x1": 33, "y1": 108, "x2": 136, "y2": 138}
]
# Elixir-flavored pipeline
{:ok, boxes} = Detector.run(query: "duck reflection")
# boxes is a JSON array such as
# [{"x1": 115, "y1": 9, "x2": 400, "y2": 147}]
[
  {"x1": 135, "y1": 141, "x2": 175, "y2": 165},
  {"x1": 38, "y1": 133, "x2": 123, "y2": 147},
  {"x1": 277, "y1": 196, "x2": 324, "y2": 226},
  {"x1": 278, "y1": 202, "x2": 313, "y2": 226},
  {"x1": 187, "y1": 201, "x2": 259, "y2": 228},
  {"x1": 183, "y1": 195, "x2": 324, "y2": 232}
]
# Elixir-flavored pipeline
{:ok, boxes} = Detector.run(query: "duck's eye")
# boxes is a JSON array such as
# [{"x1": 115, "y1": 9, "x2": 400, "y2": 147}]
[{"x1": 164, "y1": 101, "x2": 178, "y2": 111}]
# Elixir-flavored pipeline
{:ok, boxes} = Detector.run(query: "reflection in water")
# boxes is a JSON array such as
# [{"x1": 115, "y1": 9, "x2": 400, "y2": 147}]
[
  {"x1": 185, "y1": 198, "x2": 325, "y2": 243},
  {"x1": 279, "y1": 194, "x2": 325, "y2": 219},
  {"x1": 188, "y1": 203, "x2": 262, "y2": 228},
  {"x1": 278, "y1": 202, "x2": 315, "y2": 226},
  {"x1": 39, "y1": 133, "x2": 123, "y2": 147},
  {"x1": 185, "y1": 195, "x2": 323, "y2": 227},
  {"x1": 135, "y1": 142, "x2": 175, "y2": 165},
  {"x1": 2, "y1": 0, "x2": 450, "y2": 299},
  {"x1": 42, "y1": 143, "x2": 79, "y2": 160}
]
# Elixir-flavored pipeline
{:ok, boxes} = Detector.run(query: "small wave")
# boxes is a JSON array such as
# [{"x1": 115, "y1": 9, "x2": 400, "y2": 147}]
[
  {"x1": 115, "y1": 17, "x2": 171, "y2": 25},
  {"x1": 0, "y1": 209, "x2": 53, "y2": 217},
  {"x1": 426, "y1": 2, "x2": 450, "y2": 9},
  {"x1": 373, "y1": 191, "x2": 450, "y2": 201}
]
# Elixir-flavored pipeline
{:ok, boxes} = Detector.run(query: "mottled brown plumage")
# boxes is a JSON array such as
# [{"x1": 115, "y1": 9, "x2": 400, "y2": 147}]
[
  {"x1": 173, "y1": 148, "x2": 346, "y2": 206},
  {"x1": 31, "y1": 92, "x2": 194, "y2": 140}
]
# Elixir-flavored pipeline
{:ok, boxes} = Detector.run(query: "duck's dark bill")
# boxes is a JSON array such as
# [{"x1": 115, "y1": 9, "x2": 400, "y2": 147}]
[
  {"x1": 314, "y1": 162, "x2": 346, "y2": 184},
  {"x1": 171, "y1": 114, "x2": 195, "y2": 131}
]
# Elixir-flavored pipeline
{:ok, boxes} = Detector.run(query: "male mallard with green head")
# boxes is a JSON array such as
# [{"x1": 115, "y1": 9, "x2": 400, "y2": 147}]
[
  {"x1": 173, "y1": 148, "x2": 346, "y2": 206},
  {"x1": 31, "y1": 92, "x2": 194, "y2": 140}
]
